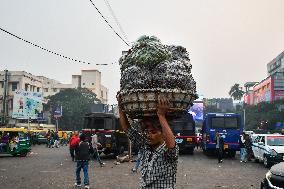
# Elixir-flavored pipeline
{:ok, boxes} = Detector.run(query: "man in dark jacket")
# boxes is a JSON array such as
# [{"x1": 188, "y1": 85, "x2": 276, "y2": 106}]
[
  {"x1": 74, "y1": 134, "x2": 93, "y2": 189},
  {"x1": 215, "y1": 131, "x2": 224, "y2": 163}
]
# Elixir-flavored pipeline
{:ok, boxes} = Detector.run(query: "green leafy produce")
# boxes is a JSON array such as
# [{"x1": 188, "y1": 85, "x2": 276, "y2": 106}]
[{"x1": 119, "y1": 35, "x2": 172, "y2": 72}]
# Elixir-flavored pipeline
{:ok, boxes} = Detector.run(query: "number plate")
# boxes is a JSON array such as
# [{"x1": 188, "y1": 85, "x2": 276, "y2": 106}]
[
  {"x1": 106, "y1": 144, "x2": 111, "y2": 147},
  {"x1": 224, "y1": 144, "x2": 228, "y2": 149},
  {"x1": 187, "y1": 138, "x2": 192, "y2": 142},
  {"x1": 175, "y1": 139, "x2": 183, "y2": 144}
]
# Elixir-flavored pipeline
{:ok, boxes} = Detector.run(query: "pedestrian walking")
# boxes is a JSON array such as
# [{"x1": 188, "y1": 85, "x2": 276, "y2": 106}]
[
  {"x1": 49, "y1": 130, "x2": 55, "y2": 148},
  {"x1": 215, "y1": 131, "x2": 224, "y2": 163},
  {"x1": 245, "y1": 134, "x2": 253, "y2": 161},
  {"x1": 91, "y1": 133, "x2": 105, "y2": 167},
  {"x1": 45, "y1": 129, "x2": 51, "y2": 148},
  {"x1": 70, "y1": 131, "x2": 80, "y2": 161},
  {"x1": 240, "y1": 132, "x2": 247, "y2": 163},
  {"x1": 53, "y1": 131, "x2": 59, "y2": 148},
  {"x1": 62, "y1": 132, "x2": 68, "y2": 146},
  {"x1": 118, "y1": 95, "x2": 179, "y2": 189},
  {"x1": 131, "y1": 148, "x2": 143, "y2": 173},
  {"x1": 74, "y1": 133, "x2": 93, "y2": 189}
]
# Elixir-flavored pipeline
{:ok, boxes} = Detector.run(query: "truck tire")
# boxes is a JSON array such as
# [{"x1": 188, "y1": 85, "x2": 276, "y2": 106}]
[{"x1": 188, "y1": 148, "x2": 194, "y2": 155}]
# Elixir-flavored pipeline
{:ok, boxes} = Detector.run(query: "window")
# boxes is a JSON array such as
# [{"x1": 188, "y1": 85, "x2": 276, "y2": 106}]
[
  {"x1": 1, "y1": 82, "x2": 3, "y2": 88},
  {"x1": 267, "y1": 136, "x2": 284, "y2": 146},
  {"x1": 37, "y1": 87, "x2": 40, "y2": 92},
  {"x1": 11, "y1": 82, "x2": 18, "y2": 91},
  {"x1": 261, "y1": 137, "x2": 265, "y2": 144},
  {"x1": 224, "y1": 117, "x2": 239, "y2": 129},
  {"x1": 10, "y1": 99, "x2": 13, "y2": 109},
  {"x1": 211, "y1": 117, "x2": 239, "y2": 129},
  {"x1": 82, "y1": 83, "x2": 85, "y2": 85},
  {"x1": 25, "y1": 84, "x2": 29, "y2": 91},
  {"x1": 53, "y1": 88, "x2": 57, "y2": 92},
  {"x1": 211, "y1": 117, "x2": 224, "y2": 128},
  {"x1": 44, "y1": 88, "x2": 48, "y2": 92},
  {"x1": 92, "y1": 83, "x2": 94, "y2": 85}
]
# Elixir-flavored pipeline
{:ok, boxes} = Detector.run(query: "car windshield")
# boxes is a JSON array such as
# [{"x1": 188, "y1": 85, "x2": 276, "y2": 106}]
[{"x1": 267, "y1": 136, "x2": 284, "y2": 146}]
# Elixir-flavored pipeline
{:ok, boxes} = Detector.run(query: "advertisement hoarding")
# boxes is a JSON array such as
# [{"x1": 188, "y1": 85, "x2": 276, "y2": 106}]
[
  {"x1": 188, "y1": 95, "x2": 204, "y2": 122},
  {"x1": 12, "y1": 90, "x2": 43, "y2": 119}
]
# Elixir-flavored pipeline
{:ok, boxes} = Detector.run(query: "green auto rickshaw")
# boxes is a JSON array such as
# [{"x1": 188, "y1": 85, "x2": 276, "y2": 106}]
[{"x1": 0, "y1": 128, "x2": 31, "y2": 157}]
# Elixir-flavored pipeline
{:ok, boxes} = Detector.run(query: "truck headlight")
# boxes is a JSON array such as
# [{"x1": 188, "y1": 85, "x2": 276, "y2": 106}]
[
  {"x1": 266, "y1": 171, "x2": 272, "y2": 180},
  {"x1": 271, "y1": 149, "x2": 278, "y2": 156}
]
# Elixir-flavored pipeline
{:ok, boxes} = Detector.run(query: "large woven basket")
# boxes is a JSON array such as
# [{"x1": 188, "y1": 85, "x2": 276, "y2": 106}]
[{"x1": 118, "y1": 88, "x2": 196, "y2": 119}]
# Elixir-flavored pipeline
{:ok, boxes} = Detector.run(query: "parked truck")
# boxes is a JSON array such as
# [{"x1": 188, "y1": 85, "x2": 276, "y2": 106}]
[{"x1": 82, "y1": 112, "x2": 128, "y2": 156}]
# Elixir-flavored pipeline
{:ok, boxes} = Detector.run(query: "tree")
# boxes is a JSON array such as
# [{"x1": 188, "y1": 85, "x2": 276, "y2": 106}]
[
  {"x1": 44, "y1": 88, "x2": 101, "y2": 130},
  {"x1": 234, "y1": 99, "x2": 284, "y2": 131},
  {"x1": 229, "y1": 83, "x2": 245, "y2": 101}
]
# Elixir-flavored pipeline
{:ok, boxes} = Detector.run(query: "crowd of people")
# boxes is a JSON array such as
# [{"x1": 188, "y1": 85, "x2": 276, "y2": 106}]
[{"x1": 213, "y1": 131, "x2": 254, "y2": 164}]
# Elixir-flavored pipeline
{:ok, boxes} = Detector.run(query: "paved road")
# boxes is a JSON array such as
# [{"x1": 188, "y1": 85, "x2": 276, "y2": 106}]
[{"x1": 0, "y1": 145, "x2": 267, "y2": 189}]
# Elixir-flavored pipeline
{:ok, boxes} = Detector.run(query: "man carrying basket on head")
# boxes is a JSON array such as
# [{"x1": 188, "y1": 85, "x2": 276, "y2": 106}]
[{"x1": 118, "y1": 95, "x2": 179, "y2": 189}]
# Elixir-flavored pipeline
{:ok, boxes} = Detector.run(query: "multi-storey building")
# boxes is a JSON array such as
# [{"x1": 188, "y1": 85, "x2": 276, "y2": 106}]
[
  {"x1": 243, "y1": 82, "x2": 258, "y2": 105},
  {"x1": 0, "y1": 71, "x2": 43, "y2": 118},
  {"x1": 0, "y1": 69, "x2": 109, "y2": 124},
  {"x1": 267, "y1": 51, "x2": 284, "y2": 76},
  {"x1": 244, "y1": 51, "x2": 284, "y2": 105},
  {"x1": 38, "y1": 76, "x2": 72, "y2": 97},
  {"x1": 41, "y1": 70, "x2": 108, "y2": 104}
]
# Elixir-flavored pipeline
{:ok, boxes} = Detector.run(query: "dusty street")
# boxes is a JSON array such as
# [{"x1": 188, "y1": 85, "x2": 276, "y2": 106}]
[{"x1": 0, "y1": 145, "x2": 267, "y2": 189}]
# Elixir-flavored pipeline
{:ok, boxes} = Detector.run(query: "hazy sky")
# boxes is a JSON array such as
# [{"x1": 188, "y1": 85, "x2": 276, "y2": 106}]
[{"x1": 1, "y1": 0, "x2": 284, "y2": 104}]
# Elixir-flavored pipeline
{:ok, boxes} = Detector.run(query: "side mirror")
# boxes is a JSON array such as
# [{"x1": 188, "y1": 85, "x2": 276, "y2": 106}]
[{"x1": 258, "y1": 142, "x2": 264, "y2": 145}]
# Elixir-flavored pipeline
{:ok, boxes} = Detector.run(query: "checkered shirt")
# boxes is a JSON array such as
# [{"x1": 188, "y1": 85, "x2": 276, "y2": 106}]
[{"x1": 128, "y1": 124, "x2": 179, "y2": 189}]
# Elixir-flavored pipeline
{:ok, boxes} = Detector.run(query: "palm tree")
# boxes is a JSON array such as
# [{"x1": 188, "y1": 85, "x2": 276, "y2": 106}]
[{"x1": 229, "y1": 83, "x2": 245, "y2": 101}]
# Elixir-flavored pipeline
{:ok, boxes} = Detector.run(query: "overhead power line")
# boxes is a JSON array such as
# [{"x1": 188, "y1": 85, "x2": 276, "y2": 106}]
[
  {"x1": 0, "y1": 26, "x2": 109, "y2": 65},
  {"x1": 103, "y1": 0, "x2": 129, "y2": 43},
  {"x1": 88, "y1": 0, "x2": 130, "y2": 47}
]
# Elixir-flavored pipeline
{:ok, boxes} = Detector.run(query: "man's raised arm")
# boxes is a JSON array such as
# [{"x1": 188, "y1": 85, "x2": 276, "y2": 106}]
[
  {"x1": 117, "y1": 95, "x2": 130, "y2": 133},
  {"x1": 157, "y1": 97, "x2": 176, "y2": 149}
]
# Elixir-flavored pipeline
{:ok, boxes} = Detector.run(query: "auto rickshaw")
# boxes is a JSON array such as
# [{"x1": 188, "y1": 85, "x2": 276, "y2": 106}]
[
  {"x1": 0, "y1": 128, "x2": 31, "y2": 157},
  {"x1": 29, "y1": 129, "x2": 48, "y2": 145}
]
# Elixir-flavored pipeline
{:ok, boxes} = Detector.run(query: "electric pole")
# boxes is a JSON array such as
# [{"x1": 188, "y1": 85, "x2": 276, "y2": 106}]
[{"x1": 2, "y1": 70, "x2": 8, "y2": 125}]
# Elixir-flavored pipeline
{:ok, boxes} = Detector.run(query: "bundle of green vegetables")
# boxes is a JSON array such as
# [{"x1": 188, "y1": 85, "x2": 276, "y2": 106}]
[{"x1": 119, "y1": 35, "x2": 196, "y2": 93}]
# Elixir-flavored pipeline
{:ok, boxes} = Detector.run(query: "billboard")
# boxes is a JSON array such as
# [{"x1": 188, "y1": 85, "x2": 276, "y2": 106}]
[
  {"x1": 12, "y1": 90, "x2": 43, "y2": 119},
  {"x1": 188, "y1": 95, "x2": 204, "y2": 122}
]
